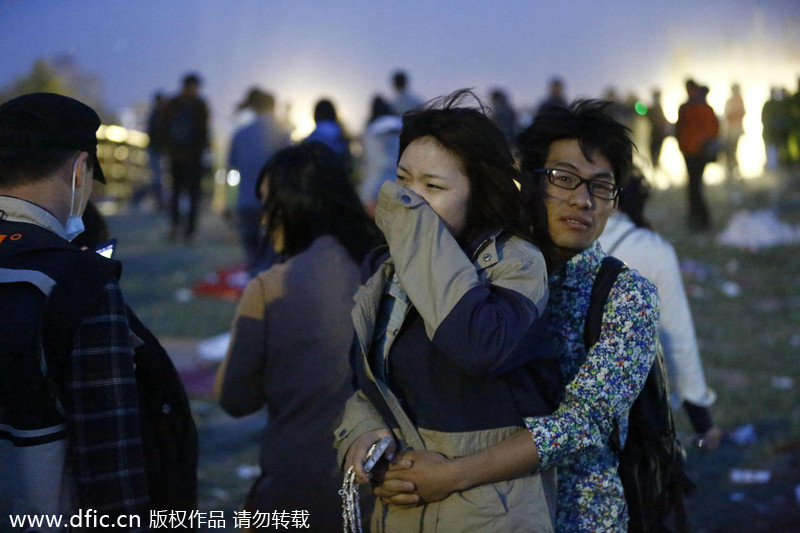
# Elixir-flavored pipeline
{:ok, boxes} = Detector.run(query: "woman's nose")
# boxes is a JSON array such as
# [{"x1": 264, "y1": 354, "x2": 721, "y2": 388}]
[{"x1": 407, "y1": 181, "x2": 427, "y2": 200}]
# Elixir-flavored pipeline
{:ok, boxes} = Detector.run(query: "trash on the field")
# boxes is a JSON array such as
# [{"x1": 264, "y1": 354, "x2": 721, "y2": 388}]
[
  {"x1": 771, "y1": 376, "x2": 794, "y2": 390},
  {"x1": 174, "y1": 287, "x2": 193, "y2": 302},
  {"x1": 718, "y1": 209, "x2": 800, "y2": 250},
  {"x1": 729, "y1": 424, "x2": 757, "y2": 446},
  {"x1": 198, "y1": 332, "x2": 232, "y2": 361},
  {"x1": 720, "y1": 281, "x2": 741, "y2": 298},
  {"x1": 236, "y1": 464, "x2": 261, "y2": 480},
  {"x1": 730, "y1": 469, "x2": 771, "y2": 484}
]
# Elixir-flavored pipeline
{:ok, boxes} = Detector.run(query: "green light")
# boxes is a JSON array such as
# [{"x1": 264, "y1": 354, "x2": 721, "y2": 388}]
[{"x1": 635, "y1": 101, "x2": 648, "y2": 115}]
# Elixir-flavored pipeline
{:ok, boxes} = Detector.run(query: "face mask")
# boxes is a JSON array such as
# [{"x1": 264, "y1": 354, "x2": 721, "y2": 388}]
[{"x1": 64, "y1": 158, "x2": 87, "y2": 241}]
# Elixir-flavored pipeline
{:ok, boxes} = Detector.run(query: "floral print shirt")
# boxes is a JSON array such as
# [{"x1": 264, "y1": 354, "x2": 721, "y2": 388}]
[{"x1": 524, "y1": 241, "x2": 660, "y2": 532}]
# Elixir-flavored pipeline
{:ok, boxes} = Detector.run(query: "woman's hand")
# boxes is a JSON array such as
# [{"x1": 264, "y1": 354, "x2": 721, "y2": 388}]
[
  {"x1": 376, "y1": 450, "x2": 461, "y2": 506},
  {"x1": 343, "y1": 429, "x2": 395, "y2": 485}
]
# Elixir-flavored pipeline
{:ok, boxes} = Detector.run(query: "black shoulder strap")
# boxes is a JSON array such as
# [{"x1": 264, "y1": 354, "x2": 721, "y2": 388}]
[{"x1": 584, "y1": 256, "x2": 627, "y2": 350}]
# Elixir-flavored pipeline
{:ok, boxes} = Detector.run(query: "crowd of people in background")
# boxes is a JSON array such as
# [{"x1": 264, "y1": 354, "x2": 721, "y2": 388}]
[
  {"x1": 5, "y1": 66, "x2": 800, "y2": 532},
  {"x1": 762, "y1": 79, "x2": 800, "y2": 173},
  {"x1": 134, "y1": 69, "x2": 800, "y2": 252}
]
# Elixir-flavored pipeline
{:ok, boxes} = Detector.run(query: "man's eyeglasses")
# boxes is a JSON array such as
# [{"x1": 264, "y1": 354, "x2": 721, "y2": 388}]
[{"x1": 535, "y1": 168, "x2": 621, "y2": 200}]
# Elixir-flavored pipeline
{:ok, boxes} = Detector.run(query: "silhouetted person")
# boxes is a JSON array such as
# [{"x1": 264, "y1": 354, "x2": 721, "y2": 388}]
[
  {"x1": 304, "y1": 98, "x2": 353, "y2": 171},
  {"x1": 490, "y1": 88, "x2": 520, "y2": 148},
  {"x1": 228, "y1": 87, "x2": 291, "y2": 272},
  {"x1": 535, "y1": 76, "x2": 567, "y2": 118},
  {"x1": 676, "y1": 80, "x2": 718, "y2": 230},
  {"x1": 358, "y1": 95, "x2": 401, "y2": 216},
  {"x1": 723, "y1": 83, "x2": 745, "y2": 179},
  {"x1": 602, "y1": 87, "x2": 635, "y2": 130},
  {"x1": 391, "y1": 69, "x2": 424, "y2": 116},
  {"x1": 646, "y1": 89, "x2": 670, "y2": 170},
  {"x1": 165, "y1": 72, "x2": 210, "y2": 244},
  {"x1": 132, "y1": 92, "x2": 169, "y2": 211},
  {"x1": 762, "y1": 87, "x2": 791, "y2": 172}
]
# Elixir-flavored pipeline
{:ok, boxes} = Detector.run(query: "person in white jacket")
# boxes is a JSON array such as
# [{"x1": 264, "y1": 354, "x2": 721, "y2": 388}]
[{"x1": 597, "y1": 171, "x2": 722, "y2": 450}]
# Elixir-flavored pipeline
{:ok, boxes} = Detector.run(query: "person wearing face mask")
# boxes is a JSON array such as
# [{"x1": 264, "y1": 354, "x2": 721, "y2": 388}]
[
  {"x1": 335, "y1": 90, "x2": 561, "y2": 532},
  {"x1": 0, "y1": 93, "x2": 150, "y2": 530}
]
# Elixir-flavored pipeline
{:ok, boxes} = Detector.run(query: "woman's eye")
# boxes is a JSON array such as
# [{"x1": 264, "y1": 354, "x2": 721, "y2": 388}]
[
  {"x1": 426, "y1": 183, "x2": 443, "y2": 190},
  {"x1": 396, "y1": 175, "x2": 407, "y2": 183}
]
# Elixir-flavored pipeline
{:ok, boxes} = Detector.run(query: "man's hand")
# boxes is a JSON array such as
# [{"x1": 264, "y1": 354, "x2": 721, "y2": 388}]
[
  {"x1": 376, "y1": 450, "x2": 461, "y2": 506},
  {"x1": 343, "y1": 429, "x2": 395, "y2": 485}
]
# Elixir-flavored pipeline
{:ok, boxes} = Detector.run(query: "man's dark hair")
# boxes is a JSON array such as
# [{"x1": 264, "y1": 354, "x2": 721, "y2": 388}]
[
  {"x1": 392, "y1": 70, "x2": 408, "y2": 91},
  {"x1": 183, "y1": 73, "x2": 202, "y2": 87},
  {"x1": 0, "y1": 144, "x2": 79, "y2": 188},
  {"x1": 257, "y1": 141, "x2": 379, "y2": 263},
  {"x1": 313, "y1": 99, "x2": 338, "y2": 123},
  {"x1": 517, "y1": 99, "x2": 634, "y2": 190},
  {"x1": 399, "y1": 88, "x2": 534, "y2": 245}
]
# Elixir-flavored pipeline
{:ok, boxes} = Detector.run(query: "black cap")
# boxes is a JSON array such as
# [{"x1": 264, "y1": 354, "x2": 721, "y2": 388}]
[{"x1": 0, "y1": 92, "x2": 106, "y2": 183}]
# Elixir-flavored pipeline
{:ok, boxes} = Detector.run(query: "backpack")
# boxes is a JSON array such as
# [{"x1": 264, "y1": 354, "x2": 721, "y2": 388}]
[
  {"x1": 127, "y1": 309, "x2": 199, "y2": 519},
  {"x1": 0, "y1": 221, "x2": 198, "y2": 522},
  {"x1": 584, "y1": 256, "x2": 696, "y2": 533}
]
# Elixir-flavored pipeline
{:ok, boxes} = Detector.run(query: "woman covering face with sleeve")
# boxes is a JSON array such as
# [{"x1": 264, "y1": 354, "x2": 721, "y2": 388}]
[
  {"x1": 334, "y1": 90, "x2": 562, "y2": 532},
  {"x1": 377, "y1": 100, "x2": 661, "y2": 532}
]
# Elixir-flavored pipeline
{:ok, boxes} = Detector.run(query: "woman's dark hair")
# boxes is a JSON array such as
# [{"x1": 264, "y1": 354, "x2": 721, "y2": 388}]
[
  {"x1": 617, "y1": 169, "x2": 652, "y2": 229},
  {"x1": 398, "y1": 89, "x2": 534, "y2": 245},
  {"x1": 517, "y1": 99, "x2": 635, "y2": 190},
  {"x1": 256, "y1": 142, "x2": 380, "y2": 263},
  {"x1": 313, "y1": 99, "x2": 338, "y2": 123}
]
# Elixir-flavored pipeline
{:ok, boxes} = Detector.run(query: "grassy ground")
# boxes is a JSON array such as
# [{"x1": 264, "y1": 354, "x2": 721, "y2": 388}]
[
  {"x1": 108, "y1": 168, "x2": 800, "y2": 532},
  {"x1": 643, "y1": 171, "x2": 800, "y2": 532}
]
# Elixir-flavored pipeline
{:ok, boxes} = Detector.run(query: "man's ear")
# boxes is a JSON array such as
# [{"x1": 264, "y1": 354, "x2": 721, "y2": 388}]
[{"x1": 73, "y1": 152, "x2": 90, "y2": 188}]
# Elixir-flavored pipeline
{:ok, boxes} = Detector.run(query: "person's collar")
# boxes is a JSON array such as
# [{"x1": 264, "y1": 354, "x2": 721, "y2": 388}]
[
  {"x1": 464, "y1": 227, "x2": 504, "y2": 261},
  {"x1": 0, "y1": 195, "x2": 69, "y2": 240},
  {"x1": 550, "y1": 240, "x2": 604, "y2": 286}
]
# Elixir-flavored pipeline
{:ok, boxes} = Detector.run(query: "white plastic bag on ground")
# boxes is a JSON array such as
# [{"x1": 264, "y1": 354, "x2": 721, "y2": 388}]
[{"x1": 717, "y1": 209, "x2": 800, "y2": 250}]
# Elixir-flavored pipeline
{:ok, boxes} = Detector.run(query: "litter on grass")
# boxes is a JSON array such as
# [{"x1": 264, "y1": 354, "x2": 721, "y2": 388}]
[
  {"x1": 198, "y1": 332, "x2": 232, "y2": 362},
  {"x1": 236, "y1": 464, "x2": 261, "y2": 480},
  {"x1": 717, "y1": 209, "x2": 800, "y2": 250},
  {"x1": 174, "y1": 287, "x2": 193, "y2": 302},
  {"x1": 720, "y1": 281, "x2": 741, "y2": 298},
  {"x1": 730, "y1": 469, "x2": 771, "y2": 484},
  {"x1": 771, "y1": 376, "x2": 794, "y2": 390},
  {"x1": 729, "y1": 424, "x2": 757, "y2": 446}
]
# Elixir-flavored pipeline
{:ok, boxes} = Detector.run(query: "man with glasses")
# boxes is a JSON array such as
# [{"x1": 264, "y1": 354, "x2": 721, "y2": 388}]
[{"x1": 375, "y1": 100, "x2": 660, "y2": 532}]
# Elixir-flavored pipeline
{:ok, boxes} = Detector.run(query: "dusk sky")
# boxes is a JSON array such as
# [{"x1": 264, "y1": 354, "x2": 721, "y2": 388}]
[{"x1": 1, "y1": 0, "x2": 799, "y2": 159}]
